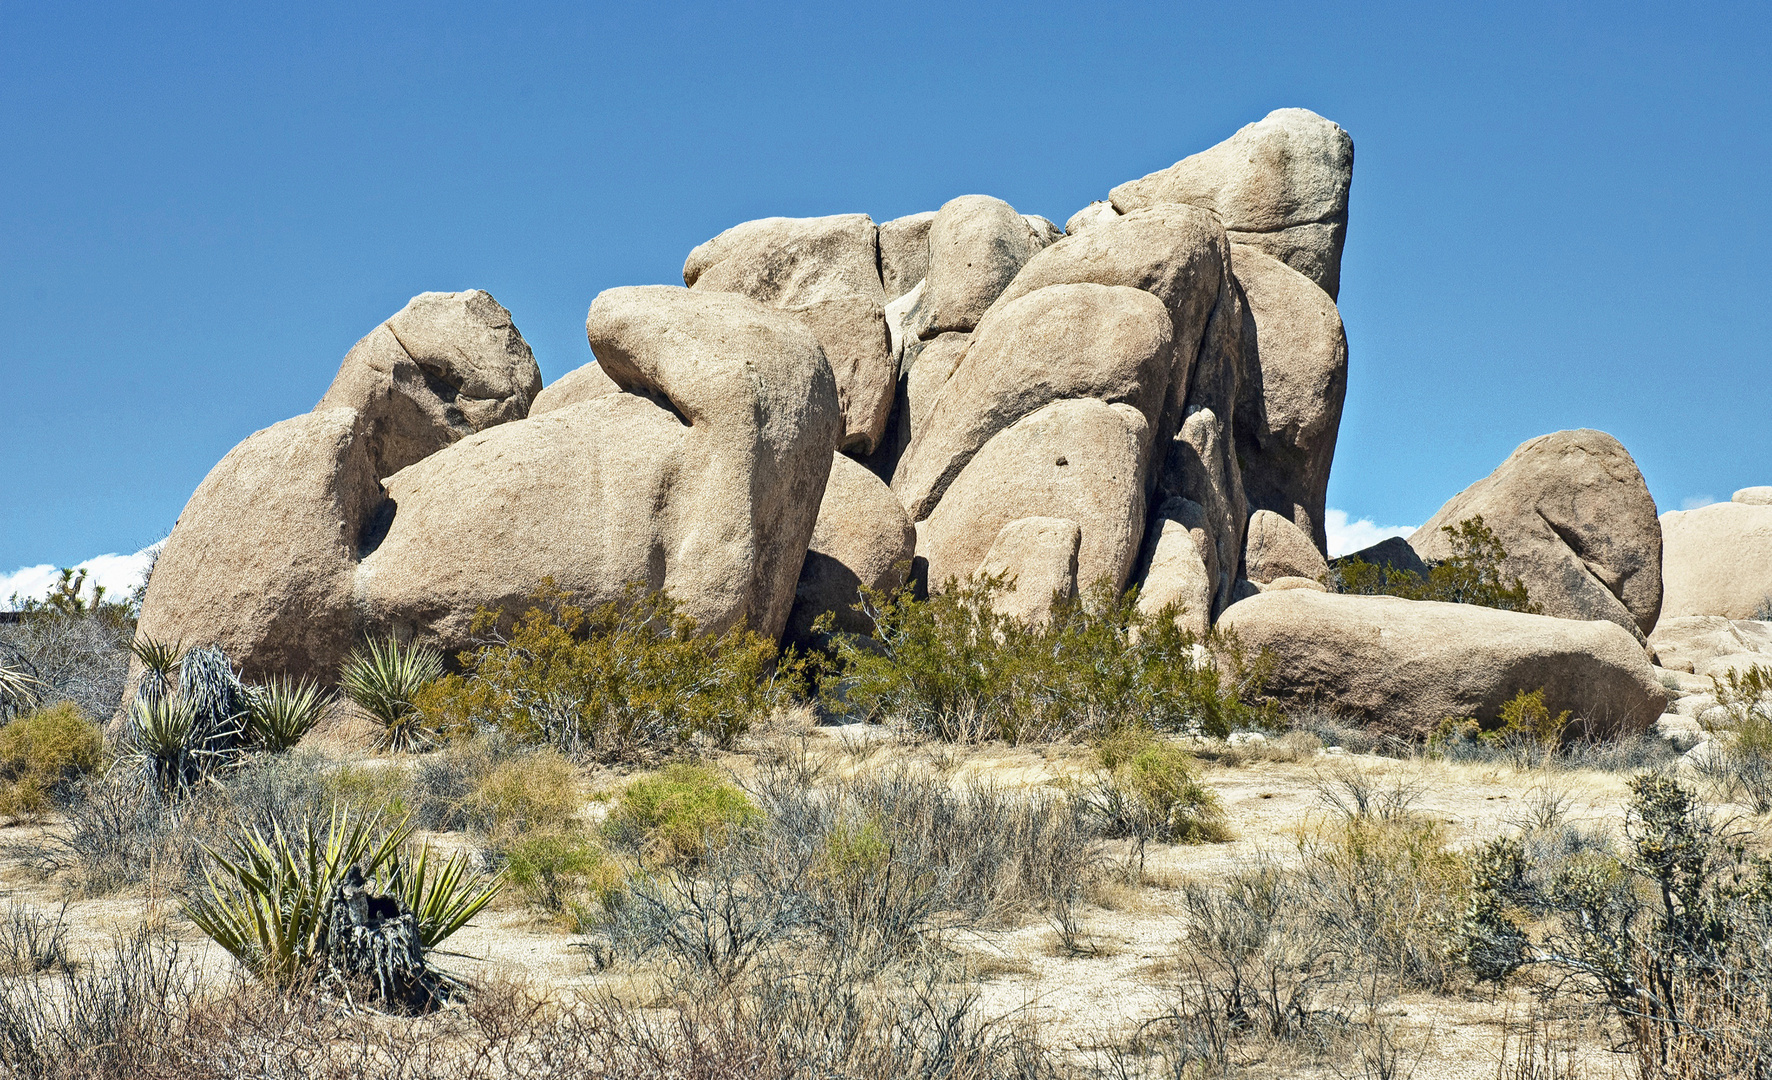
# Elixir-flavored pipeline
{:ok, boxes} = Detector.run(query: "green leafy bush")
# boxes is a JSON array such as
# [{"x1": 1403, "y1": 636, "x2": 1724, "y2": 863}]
[
  {"x1": 502, "y1": 831, "x2": 623, "y2": 928},
  {"x1": 1335, "y1": 515, "x2": 1538, "y2": 612},
  {"x1": 415, "y1": 583, "x2": 788, "y2": 761},
  {"x1": 341, "y1": 636, "x2": 444, "y2": 753},
  {"x1": 0, "y1": 704, "x2": 104, "y2": 819},
  {"x1": 245, "y1": 675, "x2": 329, "y2": 752},
  {"x1": 826, "y1": 576, "x2": 1275, "y2": 743},
  {"x1": 1080, "y1": 729, "x2": 1229, "y2": 870},
  {"x1": 603, "y1": 763, "x2": 759, "y2": 864},
  {"x1": 1433, "y1": 687, "x2": 1571, "y2": 756}
]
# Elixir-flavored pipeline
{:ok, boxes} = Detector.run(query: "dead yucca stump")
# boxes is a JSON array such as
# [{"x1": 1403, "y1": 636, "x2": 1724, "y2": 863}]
[{"x1": 323, "y1": 867, "x2": 450, "y2": 1011}]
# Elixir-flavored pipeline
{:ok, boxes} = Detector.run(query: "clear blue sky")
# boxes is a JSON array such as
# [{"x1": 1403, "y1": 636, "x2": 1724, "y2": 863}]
[{"x1": 2, "y1": 1, "x2": 1768, "y2": 572}]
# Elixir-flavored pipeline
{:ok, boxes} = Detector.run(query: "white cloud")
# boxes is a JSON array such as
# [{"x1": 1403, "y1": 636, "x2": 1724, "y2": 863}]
[
  {"x1": 0, "y1": 544, "x2": 161, "y2": 610},
  {"x1": 1680, "y1": 495, "x2": 1717, "y2": 511},
  {"x1": 1324, "y1": 508, "x2": 1417, "y2": 559}
]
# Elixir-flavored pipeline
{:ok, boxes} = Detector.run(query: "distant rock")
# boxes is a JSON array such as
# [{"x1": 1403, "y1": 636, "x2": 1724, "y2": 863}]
[
  {"x1": 1661, "y1": 502, "x2": 1772, "y2": 621},
  {"x1": 1134, "y1": 497, "x2": 1217, "y2": 637},
  {"x1": 878, "y1": 211, "x2": 937, "y2": 301},
  {"x1": 1064, "y1": 201, "x2": 1118, "y2": 235},
  {"x1": 1649, "y1": 614, "x2": 1772, "y2": 676},
  {"x1": 1218, "y1": 590, "x2": 1668, "y2": 740},
  {"x1": 529, "y1": 362, "x2": 620, "y2": 416},
  {"x1": 907, "y1": 196, "x2": 1049, "y2": 340},
  {"x1": 1735, "y1": 487, "x2": 1772, "y2": 506},
  {"x1": 1331, "y1": 536, "x2": 1430, "y2": 579}
]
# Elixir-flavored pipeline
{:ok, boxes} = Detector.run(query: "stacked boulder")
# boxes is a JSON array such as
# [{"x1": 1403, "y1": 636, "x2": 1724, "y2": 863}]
[{"x1": 133, "y1": 107, "x2": 1682, "y2": 739}]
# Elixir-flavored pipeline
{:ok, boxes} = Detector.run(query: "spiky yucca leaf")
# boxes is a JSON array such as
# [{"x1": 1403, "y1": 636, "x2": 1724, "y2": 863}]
[
  {"x1": 183, "y1": 809, "x2": 412, "y2": 984},
  {"x1": 127, "y1": 636, "x2": 184, "y2": 709},
  {"x1": 340, "y1": 637, "x2": 444, "y2": 753},
  {"x1": 246, "y1": 675, "x2": 330, "y2": 752},
  {"x1": 127, "y1": 696, "x2": 224, "y2": 795},
  {"x1": 0, "y1": 661, "x2": 41, "y2": 720},
  {"x1": 383, "y1": 845, "x2": 505, "y2": 950}
]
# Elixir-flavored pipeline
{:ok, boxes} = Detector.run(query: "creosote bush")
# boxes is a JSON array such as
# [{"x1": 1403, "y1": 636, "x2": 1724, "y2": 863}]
[
  {"x1": 1335, "y1": 514, "x2": 1539, "y2": 612},
  {"x1": 416, "y1": 582, "x2": 790, "y2": 762},
  {"x1": 825, "y1": 575, "x2": 1276, "y2": 743},
  {"x1": 1704, "y1": 663, "x2": 1772, "y2": 813},
  {"x1": 1079, "y1": 728, "x2": 1229, "y2": 870},
  {"x1": 1433, "y1": 687, "x2": 1572, "y2": 760},
  {"x1": 0, "y1": 703, "x2": 105, "y2": 820}
]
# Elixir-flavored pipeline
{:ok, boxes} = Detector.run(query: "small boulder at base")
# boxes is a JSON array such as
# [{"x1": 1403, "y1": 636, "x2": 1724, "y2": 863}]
[
  {"x1": 1217, "y1": 591, "x2": 1669, "y2": 740},
  {"x1": 1109, "y1": 108, "x2": 1354, "y2": 299},
  {"x1": 1648, "y1": 615, "x2": 1772, "y2": 676},
  {"x1": 976, "y1": 516, "x2": 1082, "y2": 625},
  {"x1": 782, "y1": 453, "x2": 917, "y2": 652},
  {"x1": 1134, "y1": 497, "x2": 1217, "y2": 637},
  {"x1": 1411, "y1": 430, "x2": 1662, "y2": 640},
  {"x1": 1243, "y1": 509, "x2": 1329, "y2": 585},
  {"x1": 1661, "y1": 502, "x2": 1772, "y2": 620}
]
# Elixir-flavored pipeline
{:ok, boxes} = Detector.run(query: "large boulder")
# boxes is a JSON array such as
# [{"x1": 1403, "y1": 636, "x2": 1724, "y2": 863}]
[
  {"x1": 1649, "y1": 615, "x2": 1772, "y2": 678},
  {"x1": 878, "y1": 211, "x2": 936, "y2": 301},
  {"x1": 529, "y1": 361, "x2": 620, "y2": 416},
  {"x1": 1243, "y1": 509, "x2": 1329, "y2": 585},
  {"x1": 1410, "y1": 430, "x2": 1662, "y2": 640},
  {"x1": 1133, "y1": 497, "x2": 1217, "y2": 636},
  {"x1": 1218, "y1": 591, "x2": 1669, "y2": 740},
  {"x1": 782, "y1": 453, "x2": 916, "y2": 652},
  {"x1": 918, "y1": 399, "x2": 1151, "y2": 593},
  {"x1": 684, "y1": 214, "x2": 894, "y2": 454},
  {"x1": 1231, "y1": 246, "x2": 1346, "y2": 553},
  {"x1": 976, "y1": 516, "x2": 1082, "y2": 625},
  {"x1": 1735, "y1": 487, "x2": 1772, "y2": 506},
  {"x1": 356, "y1": 286, "x2": 844, "y2": 653},
  {"x1": 1110, "y1": 108, "x2": 1354, "y2": 300},
  {"x1": 892, "y1": 284, "x2": 1176, "y2": 520},
  {"x1": 906, "y1": 196, "x2": 1049, "y2": 340},
  {"x1": 1661, "y1": 501, "x2": 1772, "y2": 620},
  {"x1": 315, "y1": 290, "x2": 543, "y2": 479}
]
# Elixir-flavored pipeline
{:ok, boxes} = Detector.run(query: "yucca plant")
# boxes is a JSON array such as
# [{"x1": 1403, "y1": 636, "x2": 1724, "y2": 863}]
[
  {"x1": 184, "y1": 809, "x2": 410, "y2": 985},
  {"x1": 126, "y1": 635, "x2": 184, "y2": 710},
  {"x1": 340, "y1": 636, "x2": 444, "y2": 753},
  {"x1": 246, "y1": 676, "x2": 330, "y2": 752},
  {"x1": 382, "y1": 844, "x2": 505, "y2": 950},
  {"x1": 178, "y1": 644, "x2": 249, "y2": 751},
  {"x1": 126, "y1": 696, "x2": 227, "y2": 795}
]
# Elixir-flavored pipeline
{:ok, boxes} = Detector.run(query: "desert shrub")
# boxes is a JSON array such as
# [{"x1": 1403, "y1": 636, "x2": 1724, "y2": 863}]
[
  {"x1": 415, "y1": 583, "x2": 788, "y2": 762},
  {"x1": 503, "y1": 831, "x2": 623, "y2": 928},
  {"x1": 1079, "y1": 729, "x2": 1229, "y2": 871},
  {"x1": 0, "y1": 703, "x2": 105, "y2": 819},
  {"x1": 0, "y1": 646, "x2": 44, "y2": 721},
  {"x1": 340, "y1": 636, "x2": 444, "y2": 753},
  {"x1": 827, "y1": 576, "x2": 1276, "y2": 743},
  {"x1": 1702, "y1": 663, "x2": 1772, "y2": 812},
  {"x1": 1335, "y1": 514, "x2": 1539, "y2": 613},
  {"x1": 243, "y1": 675, "x2": 328, "y2": 752},
  {"x1": 0, "y1": 903, "x2": 70, "y2": 976},
  {"x1": 603, "y1": 762, "x2": 759, "y2": 864},
  {"x1": 467, "y1": 750, "x2": 584, "y2": 838},
  {"x1": 0, "y1": 604, "x2": 133, "y2": 723}
]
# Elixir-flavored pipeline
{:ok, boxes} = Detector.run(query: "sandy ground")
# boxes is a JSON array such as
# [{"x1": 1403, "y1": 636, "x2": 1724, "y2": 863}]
[{"x1": 0, "y1": 724, "x2": 1714, "y2": 1078}]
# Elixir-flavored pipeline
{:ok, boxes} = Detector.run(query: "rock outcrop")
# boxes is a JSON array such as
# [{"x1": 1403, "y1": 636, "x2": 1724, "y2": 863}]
[
  {"x1": 1661, "y1": 501, "x2": 1772, "y2": 621},
  {"x1": 906, "y1": 196, "x2": 1053, "y2": 341},
  {"x1": 529, "y1": 361, "x2": 619, "y2": 416},
  {"x1": 1411, "y1": 430, "x2": 1663, "y2": 640},
  {"x1": 1649, "y1": 615, "x2": 1772, "y2": 678},
  {"x1": 1218, "y1": 591, "x2": 1668, "y2": 740},
  {"x1": 1110, "y1": 108, "x2": 1354, "y2": 300},
  {"x1": 782, "y1": 453, "x2": 916, "y2": 652},
  {"x1": 1242, "y1": 509, "x2": 1329, "y2": 585}
]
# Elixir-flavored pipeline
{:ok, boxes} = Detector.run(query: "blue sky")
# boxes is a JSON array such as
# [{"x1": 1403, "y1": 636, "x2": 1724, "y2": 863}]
[{"x1": 2, "y1": 1, "x2": 1768, "y2": 592}]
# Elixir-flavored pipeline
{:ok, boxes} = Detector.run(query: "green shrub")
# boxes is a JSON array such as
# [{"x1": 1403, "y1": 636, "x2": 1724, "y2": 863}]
[
  {"x1": 1080, "y1": 729, "x2": 1229, "y2": 870},
  {"x1": 826, "y1": 576, "x2": 1276, "y2": 743},
  {"x1": 415, "y1": 583, "x2": 788, "y2": 762},
  {"x1": 603, "y1": 763, "x2": 759, "y2": 864},
  {"x1": 340, "y1": 636, "x2": 444, "y2": 753},
  {"x1": 245, "y1": 675, "x2": 329, "y2": 752},
  {"x1": 0, "y1": 704, "x2": 104, "y2": 819},
  {"x1": 502, "y1": 830, "x2": 623, "y2": 928},
  {"x1": 1433, "y1": 687, "x2": 1571, "y2": 756},
  {"x1": 1336, "y1": 515, "x2": 1538, "y2": 613}
]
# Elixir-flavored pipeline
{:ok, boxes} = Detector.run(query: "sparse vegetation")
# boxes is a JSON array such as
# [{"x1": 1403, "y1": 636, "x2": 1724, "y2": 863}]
[
  {"x1": 602, "y1": 762, "x2": 759, "y2": 865},
  {"x1": 1334, "y1": 514, "x2": 1540, "y2": 612},
  {"x1": 340, "y1": 636, "x2": 444, "y2": 753},
  {"x1": 0, "y1": 703, "x2": 105, "y2": 820},
  {"x1": 1078, "y1": 728, "x2": 1230, "y2": 871}
]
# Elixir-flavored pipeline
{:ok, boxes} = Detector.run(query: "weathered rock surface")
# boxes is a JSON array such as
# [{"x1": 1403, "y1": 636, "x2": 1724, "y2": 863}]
[
  {"x1": 878, "y1": 211, "x2": 936, "y2": 301},
  {"x1": 1110, "y1": 108, "x2": 1354, "y2": 299},
  {"x1": 530, "y1": 362, "x2": 621, "y2": 416},
  {"x1": 137, "y1": 408, "x2": 380, "y2": 682},
  {"x1": 1735, "y1": 487, "x2": 1772, "y2": 506},
  {"x1": 976, "y1": 516, "x2": 1082, "y2": 624},
  {"x1": 1231, "y1": 246, "x2": 1346, "y2": 553},
  {"x1": 684, "y1": 214, "x2": 893, "y2": 454},
  {"x1": 907, "y1": 196, "x2": 1046, "y2": 340},
  {"x1": 315, "y1": 290, "x2": 543, "y2": 479},
  {"x1": 1661, "y1": 502, "x2": 1772, "y2": 621},
  {"x1": 356, "y1": 286, "x2": 844, "y2": 653},
  {"x1": 1064, "y1": 201, "x2": 1118, "y2": 235},
  {"x1": 892, "y1": 284, "x2": 1175, "y2": 520},
  {"x1": 903, "y1": 332, "x2": 973, "y2": 444},
  {"x1": 1332, "y1": 536, "x2": 1430, "y2": 580},
  {"x1": 1648, "y1": 615, "x2": 1772, "y2": 677},
  {"x1": 919, "y1": 399, "x2": 1150, "y2": 593},
  {"x1": 783, "y1": 453, "x2": 916, "y2": 651},
  {"x1": 1243, "y1": 509, "x2": 1329, "y2": 585},
  {"x1": 1218, "y1": 591, "x2": 1669, "y2": 740},
  {"x1": 1023, "y1": 215, "x2": 1064, "y2": 248},
  {"x1": 1411, "y1": 430, "x2": 1662, "y2": 640},
  {"x1": 1133, "y1": 497, "x2": 1216, "y2": 636}
]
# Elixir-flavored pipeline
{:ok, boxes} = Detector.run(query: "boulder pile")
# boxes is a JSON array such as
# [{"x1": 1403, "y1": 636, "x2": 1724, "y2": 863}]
[{"x1": 138, "y1": 106, "x2": 1760, "y2": 741}]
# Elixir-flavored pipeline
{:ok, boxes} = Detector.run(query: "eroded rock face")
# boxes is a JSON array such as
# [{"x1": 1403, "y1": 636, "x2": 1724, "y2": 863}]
[
  {"x1": 1243, "y1": 509, "x2": 1329, "y2": 585},
  {"x1": 892, "y1": 284, "x2": 1175, "y2": 521},
  {"x1": 1218, "y1": 591, "x2": 1668, "y2": 740},
  {"x1": 529, "y1": 362, "x2": 620, "y2": 416},
  {"x1": 976, "y1": 516, "x2": 1082, "y2": 625},
  {"x1": 684, "y1": 214, "x2": 893, "y2": 454},
  {"x1": 1231, "y1": 246, "x2": 1346, "y2": 554},
  {"x1": 919, "y1": 399, "x2": 1150, "y2": 594},
  {"x1": 878, "y1": 211, "x2": 936, "y2": 301},
  {"x1": 1110, "y1": 108, "x2": 1354, "y2": 300},
  {"x1": 1649, "y1": 615, "x2": 1772, "y2": 678},
  {"x1": 1661, "y1": 502, "x2": 1772, "y2": 621},
  {"x1": 782, "y1": 453, "x2": 916, "y2": 652},
  {"x1": 316, "y1": 290, "x2": 543, "y2": 480},
  {"x1": 1410, "y1": 430, "x2": 1662, "y2": 640}
]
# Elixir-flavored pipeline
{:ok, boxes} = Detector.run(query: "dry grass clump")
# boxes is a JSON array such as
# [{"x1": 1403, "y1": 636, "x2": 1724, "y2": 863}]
[
  {"x1": 0, "y1": 703, "x2": 105, "y2": 820},
  {"x1": 1077, "y1": 728, "x2": 1230, "y2": 873}
]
